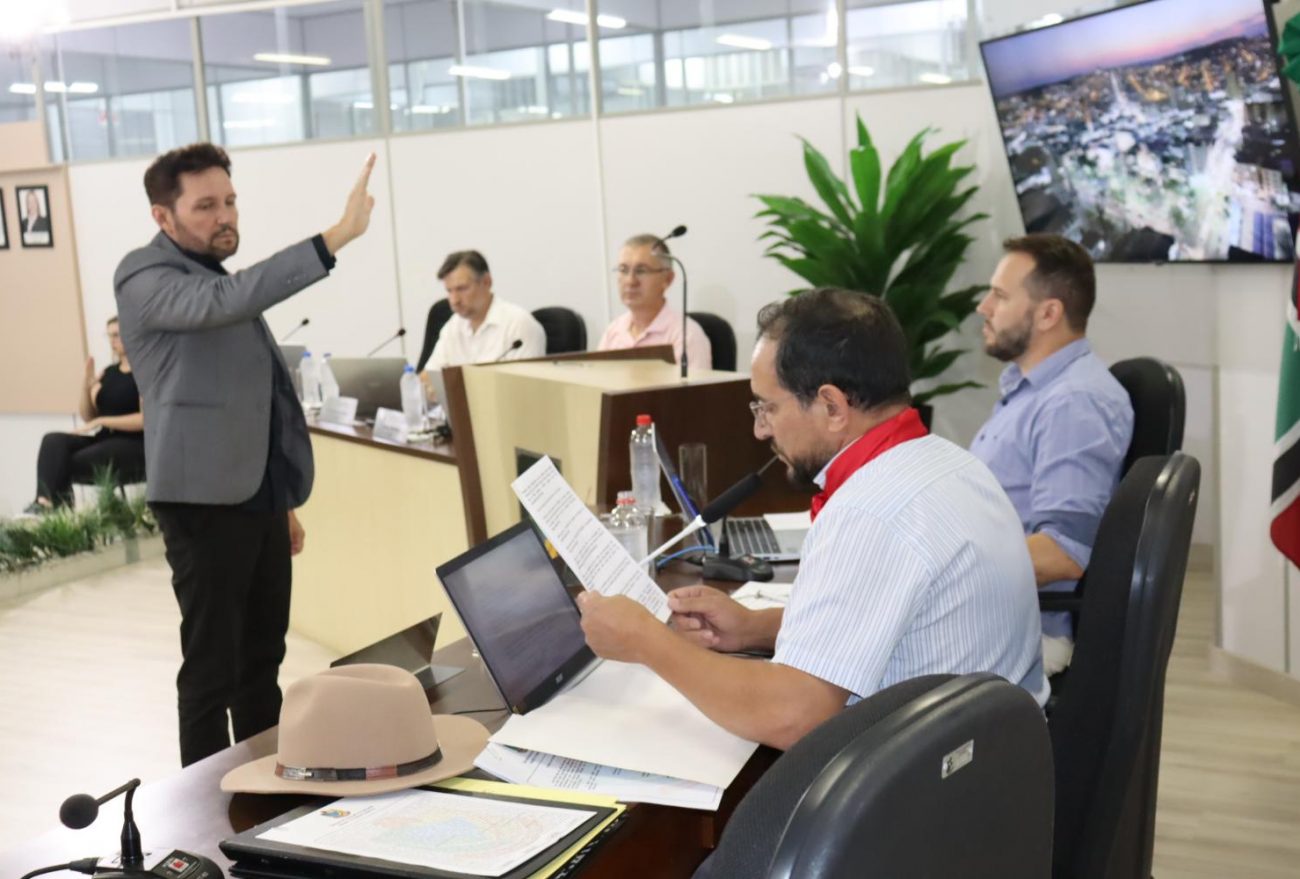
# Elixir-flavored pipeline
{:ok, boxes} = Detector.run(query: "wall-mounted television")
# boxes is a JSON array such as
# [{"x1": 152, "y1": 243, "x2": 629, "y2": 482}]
[{"x1": 980, "y1": 0, "x2": 1300, "y2": 263}]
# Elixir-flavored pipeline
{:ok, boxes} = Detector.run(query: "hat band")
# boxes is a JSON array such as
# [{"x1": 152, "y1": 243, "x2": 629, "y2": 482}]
[{"x1": 274, "y1": 746, "x2": 444, "y2": 783}]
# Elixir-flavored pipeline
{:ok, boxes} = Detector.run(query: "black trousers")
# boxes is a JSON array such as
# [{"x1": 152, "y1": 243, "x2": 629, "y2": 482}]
[
  {"x1": 150, "y1": 503, "x2": 291, "y2": 767},
  {"x1": 36, "y1": 432, "x2": 146, "y2": 505}
]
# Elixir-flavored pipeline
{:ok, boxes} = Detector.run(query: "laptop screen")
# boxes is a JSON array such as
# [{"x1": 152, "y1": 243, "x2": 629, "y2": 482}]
[{"x1": 436, "y1": 523, "x2": 593, "y2": 713}]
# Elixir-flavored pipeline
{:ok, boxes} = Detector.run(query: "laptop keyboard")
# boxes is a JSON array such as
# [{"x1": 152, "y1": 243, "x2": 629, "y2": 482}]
[{"x1": 727, "y1": 518, "x2": 781, "y2": 556}]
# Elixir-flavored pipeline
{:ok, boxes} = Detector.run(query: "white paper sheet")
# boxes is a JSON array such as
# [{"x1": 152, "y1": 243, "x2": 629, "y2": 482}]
[
  {"x1": 258, "y1": 788, "x2": 595, "y2": 877},
  {"x1": 489, "y1": 660, "x2": 759, "y2": 789},
  {"x1": 512, "y1": 457, "x2": 668, "y2": 620},
  {"x1": 762, "y1": 510, "x2": 812, "y2": 531},
  {"x1": 475, "y1": 743, "x2": 723, "y2": 812}
]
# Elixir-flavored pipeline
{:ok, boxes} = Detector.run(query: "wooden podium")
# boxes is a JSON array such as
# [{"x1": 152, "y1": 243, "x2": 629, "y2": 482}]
[{"x1": 444, "y1": 349, "x2": 810, "y2": 543}]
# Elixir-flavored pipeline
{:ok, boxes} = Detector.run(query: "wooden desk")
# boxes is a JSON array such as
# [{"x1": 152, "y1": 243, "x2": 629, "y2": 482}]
[
  {"x1": 292, "y1": 421, "x2": 470, "y2": 654},
  {"x1": 0, "y1": 635, "x2": 781, "y2": 879}
]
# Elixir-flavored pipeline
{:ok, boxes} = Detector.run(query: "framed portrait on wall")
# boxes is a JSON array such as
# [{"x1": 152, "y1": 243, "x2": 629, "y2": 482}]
[
  {"x1": 0, "y1": 188, "x2": 8, "y2": 250},
  {"x1": 16, "y1": 184, "x2": 52, "y2": 248}
]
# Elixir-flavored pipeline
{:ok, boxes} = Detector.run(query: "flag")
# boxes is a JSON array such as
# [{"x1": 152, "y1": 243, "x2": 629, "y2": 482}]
[{"x1": 1272, "y1": 243, "x2": 1300, "y2": 568}]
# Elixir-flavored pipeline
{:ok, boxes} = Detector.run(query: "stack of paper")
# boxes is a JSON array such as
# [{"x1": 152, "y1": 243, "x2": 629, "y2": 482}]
[
  {"x1": 475, "y1": 743, "x2": 722, "y2": 811},
  {"x1": 499, "y1": 458, "x2": 761, "y2": 802}
]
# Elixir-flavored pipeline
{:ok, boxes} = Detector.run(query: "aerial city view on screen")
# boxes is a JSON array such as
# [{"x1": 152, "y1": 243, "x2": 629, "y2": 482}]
[{"x1": 982, "y1": 0, "x2": 1300, "y2": 262}]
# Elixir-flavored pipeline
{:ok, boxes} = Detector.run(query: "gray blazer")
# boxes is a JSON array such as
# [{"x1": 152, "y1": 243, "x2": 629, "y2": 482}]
[{"x1": 114, "y1": 232, "x2": 326, "y2": 505}]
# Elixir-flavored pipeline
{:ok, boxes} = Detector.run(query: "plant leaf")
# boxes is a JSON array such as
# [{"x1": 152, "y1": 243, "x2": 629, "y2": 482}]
[{"x1": 800, "y1": 138, "x2": 855, "y2": 231}]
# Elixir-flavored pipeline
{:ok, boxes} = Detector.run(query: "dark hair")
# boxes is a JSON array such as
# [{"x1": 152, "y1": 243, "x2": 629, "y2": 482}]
[
  {"x1": 438, "y1": 250, "x2": 490, "y2": 280},
  {"x1": 756, "y1": 288, "x2": 911, "y2": 411},
  {"x1": 106, "y1": 315, "x2": 119, "y2": 326},
  {"x1": 1001, "y1": 234, "x2": 1095, "y2": 332},
  {"x1": 143, "y1": 143, "x2": 232, "y2": 208}
]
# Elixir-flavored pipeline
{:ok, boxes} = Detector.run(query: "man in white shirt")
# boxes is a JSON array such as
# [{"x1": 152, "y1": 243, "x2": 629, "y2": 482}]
[
  {"x1": 597, "y1": 234, "x2": 712, "y2": 370},
  {"x1": 424, "y1": 250, "x2": 546, "y2": 371},
  {"x1": 577, "y1": 288, "x2": 1047, "y2": 751}
]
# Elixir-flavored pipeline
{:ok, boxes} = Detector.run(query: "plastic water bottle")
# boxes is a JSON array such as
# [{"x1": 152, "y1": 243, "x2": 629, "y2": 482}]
[
  {"x1": 318, "y1": 353, "x2": 339, "y2": 402},
  {"x1": 298, "y1": 351, "x2": 321, "y2": 408},
  {"x1": 629, "y1": 414, "x2": 661, "y2": 516},
  {"x1": 400, "y1": 364, "x2": 426, "y2": 431},
  {"x1": 605, "y1": 491, "x2": 649, "y2": 572}
]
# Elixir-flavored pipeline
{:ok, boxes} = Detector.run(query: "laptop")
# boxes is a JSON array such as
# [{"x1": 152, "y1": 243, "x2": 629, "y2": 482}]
[
  {"x1": 435, "y1": 522, "x2": 598, "y2": 715},
  {"x1": 653, "y1": 436, "x2": 808, "y2": 562},
  {"x1": 329, "y1": 613, "x2": 463, "y2": 689},
  {"x1": 328, "y1": 357, "x2": 406, "y2": 420},
  {"x1": 427, "y1": 368, "x2": 454, "y2": 433}
]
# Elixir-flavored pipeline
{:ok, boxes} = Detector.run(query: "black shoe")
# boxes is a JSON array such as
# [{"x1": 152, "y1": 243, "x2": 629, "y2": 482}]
[{"x1": 20, "y1": 501, "x2": 51, "y2": 517}]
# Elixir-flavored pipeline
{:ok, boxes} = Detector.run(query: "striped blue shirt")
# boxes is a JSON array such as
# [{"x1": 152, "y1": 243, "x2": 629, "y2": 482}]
[
  {"x1": 969, "y1": 339, "x2": 1133, "y2": 639},
  {"x1": 773, "y1": 434, "x2": 1049, "y2": 707}
]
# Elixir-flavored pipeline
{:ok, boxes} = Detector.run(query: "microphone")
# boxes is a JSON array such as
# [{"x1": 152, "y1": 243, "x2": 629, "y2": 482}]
[
  {"x1": 366, "y1": 327, "x2": 406, "y2": 357},
  {"x1": 639, "y1": 455, "x2": 779, "y2": 567},
  {"x1": 29, "y1": 778, "x2": 225, "y2": 879},
  {"x1": 493, "y1": 339, "x2": 523, "y2": 362},
  {"x1": 278, "y1": 317, "x2": 309, "y2": 342},
  {"x1": 653, "y1": 225, "x2": 690, "y2": 379}
]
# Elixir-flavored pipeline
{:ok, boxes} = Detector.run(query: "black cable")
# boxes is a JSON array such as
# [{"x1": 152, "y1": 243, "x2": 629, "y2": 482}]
[
  {"x1": 452, "y1": 707, "x2": 508, "y2": 715},
  {"x1": 22, "y1": 858, "x2": 99, "y2": 879}
]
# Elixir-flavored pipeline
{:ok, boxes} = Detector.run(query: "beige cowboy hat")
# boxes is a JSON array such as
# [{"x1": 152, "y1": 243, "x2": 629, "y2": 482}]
[{"x1": 221, "y1": 664, "x2": 490, "y2": 796}]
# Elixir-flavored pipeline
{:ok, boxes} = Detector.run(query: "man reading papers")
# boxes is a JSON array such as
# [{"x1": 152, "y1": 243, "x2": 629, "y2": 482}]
[{"x1": 577, "y1": 289, "x2": 1048, "y2": 750}]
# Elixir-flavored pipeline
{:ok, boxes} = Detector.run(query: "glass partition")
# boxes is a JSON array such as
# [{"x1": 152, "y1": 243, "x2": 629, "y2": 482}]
[
  {"x1": 201, "y1": 0, "x2": 373, "y2": 147},
  {"x1": 597, "y1": 0, "x2": 838, "y2": 113},
  {"x1": 45, "y1": 19, "x2": 198, "y2": 160},
  {"x1": 845, "y1": 0, "x2": 971, "y2": 90}
]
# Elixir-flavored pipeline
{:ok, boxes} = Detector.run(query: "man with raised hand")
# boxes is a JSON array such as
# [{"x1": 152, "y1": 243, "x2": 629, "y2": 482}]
[{"x1": 115, "y1": 143, "x2": 376, "y2": 765}]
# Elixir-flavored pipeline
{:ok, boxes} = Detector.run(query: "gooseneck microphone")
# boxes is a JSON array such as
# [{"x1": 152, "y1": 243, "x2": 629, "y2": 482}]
[
  {"x1": 493, "y1": 339, "x2": 523, "y2": 362},
  {"x1": 366, "y1": 327, "x2": 406, "y2": 357},
  {"x1": 639, "y1": 455, "x2": 779, "y2": 566},
  {"x1": 22, "y1": 777, "x2": 224, "y2": 878},
  {"x1": 278, "y1": 317, "x2": 309, "y2": 342},
  {"x1": 653, "y1": 226, "x2": 690, "y2": 379}
]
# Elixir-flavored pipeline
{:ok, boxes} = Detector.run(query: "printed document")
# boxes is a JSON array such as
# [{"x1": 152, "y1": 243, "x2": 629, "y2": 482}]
[
  {"x1": 258, "y1": 788, "x2": 594, "y2": 877},
  {"x1": 475, "y1": 743, "x2": 723, "y2": 811},
  {"x1": 512, "y1": 457, "x2": 667, "y2": 619},
  {"x1": 490, "y1": 659, "x2": 759, "y2": 789}
]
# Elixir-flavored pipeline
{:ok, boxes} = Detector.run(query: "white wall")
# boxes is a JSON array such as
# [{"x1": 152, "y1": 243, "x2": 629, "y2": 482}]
[
  {"x1": 388, "y1": 119, "x2": 608, "y2": 354},
  {"x1": 0, "y1": 415, "x2": 79, "y2": 518}
]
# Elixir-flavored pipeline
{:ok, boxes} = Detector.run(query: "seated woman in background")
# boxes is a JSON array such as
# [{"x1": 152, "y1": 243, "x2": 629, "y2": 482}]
[{"x1": 25, "y1": 316, "x2": 145, "y2": 514}]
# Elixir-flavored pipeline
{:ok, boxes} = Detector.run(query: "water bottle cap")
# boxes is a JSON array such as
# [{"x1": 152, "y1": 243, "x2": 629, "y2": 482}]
[
  {"x1": 403, "y1": 364, "x2": 415, "y2": 373},
  {"x1": 616, "y1": 491, "x2": 637, "y2": 506},
  {"x1": 635, "y1": 414, "x2": 652, "y2": 426},
  {"x1": 301, "y1": 351, "x2": 311, "y2": 358},
  {"x1": 323, "y1": 352, "x2": 332, "y2": 358}
]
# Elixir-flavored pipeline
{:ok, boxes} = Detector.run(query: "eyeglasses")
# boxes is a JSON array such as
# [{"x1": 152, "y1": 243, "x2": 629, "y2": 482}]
[
  {"x1": 748, "y1": 394, "x2": 795, "y2": 426},
  {"x1": 613, "y1": 265, "x2": 668, "y2": 279}
]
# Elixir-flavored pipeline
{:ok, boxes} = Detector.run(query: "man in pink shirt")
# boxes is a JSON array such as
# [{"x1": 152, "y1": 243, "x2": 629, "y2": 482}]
[{"x1": 597, "y1": 233, "x2": 714, "y2": 370}]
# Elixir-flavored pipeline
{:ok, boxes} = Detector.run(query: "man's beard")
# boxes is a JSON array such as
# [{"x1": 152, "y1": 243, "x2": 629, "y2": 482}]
[
  {"x1": 774, "y1": 444, "x2": 833, "y2": 492},
  {"x1": 173, "y1": 216, "x2": 239, "y2": 261},
  {"x1": 983, "y1": 312, "x2": 1034, "y2": 362}
]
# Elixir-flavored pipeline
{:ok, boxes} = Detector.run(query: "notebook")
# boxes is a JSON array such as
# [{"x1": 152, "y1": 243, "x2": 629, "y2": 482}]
[{"x1": 435, "y1": 522, "x2": 598, "y2": 715}]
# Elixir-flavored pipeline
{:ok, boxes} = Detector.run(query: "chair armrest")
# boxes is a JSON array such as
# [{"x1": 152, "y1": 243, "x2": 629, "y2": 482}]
[{"x1": 1038, "y1": 591, "x2": 1083, "y2": 614}]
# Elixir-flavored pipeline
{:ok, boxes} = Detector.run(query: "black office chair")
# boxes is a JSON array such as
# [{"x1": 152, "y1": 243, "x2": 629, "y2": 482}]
[
  {"x1": 1037, "y1": 358, "x2": 1186, "y2": 646},
  {"x1": 1110, "y1": 358, "x2": 1185, "y2": 476},
  {"x1": 532, "y1": 307, "x2": 587, "y2": 355},
  {"x1": 1042, "y1": 453, "x2": 1200, "y2": 879},
  {"x1": 416, "y1": 298, "x2": 454, "y2": 372},
  {"x1": 697, "y1": 674, "x2": 1053, "y2": 879},
  {"x1": 687, "y1": 311, "x2": 737, "y2": 371}
]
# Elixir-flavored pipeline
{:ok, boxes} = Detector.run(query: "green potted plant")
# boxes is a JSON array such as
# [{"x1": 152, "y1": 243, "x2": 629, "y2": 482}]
[{"x1": 754, "y1": 114, "x2": 988, "y2": 412}]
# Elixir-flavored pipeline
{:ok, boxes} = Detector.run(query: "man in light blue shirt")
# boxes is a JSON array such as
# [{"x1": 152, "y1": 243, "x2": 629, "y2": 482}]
[{"x1": 970, "y1": 234, "x2": 1134, "y2": 676}]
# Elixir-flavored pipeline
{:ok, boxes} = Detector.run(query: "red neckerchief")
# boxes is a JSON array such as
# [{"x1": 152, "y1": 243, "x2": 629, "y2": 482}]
[{"x1": 810, "y1": 408, "x2": 929, "y2": 521}]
